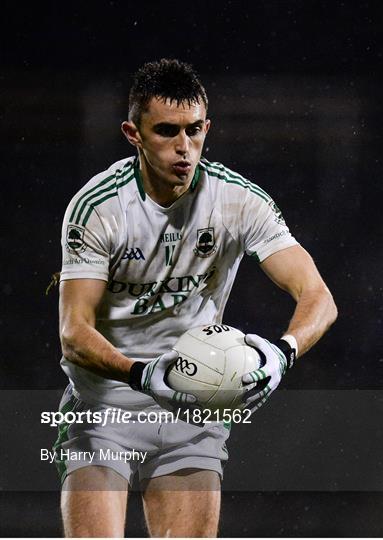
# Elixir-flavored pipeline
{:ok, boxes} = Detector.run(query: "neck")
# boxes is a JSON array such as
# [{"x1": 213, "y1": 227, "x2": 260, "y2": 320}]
[{"x1": 138, "y1": 153, "x2": 193, "y2": 207}]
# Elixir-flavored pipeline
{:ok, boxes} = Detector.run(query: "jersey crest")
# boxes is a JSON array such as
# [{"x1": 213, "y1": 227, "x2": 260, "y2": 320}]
[
  {"x1": 66, "y1": 225, "x2": 86, "y2": 254},
  {"x1": 194, "y1": 227, "x2": 217, "y2": 258}
]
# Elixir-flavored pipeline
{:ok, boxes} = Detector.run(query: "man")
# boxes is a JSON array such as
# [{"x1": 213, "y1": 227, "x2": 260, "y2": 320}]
[{"x1": 55, "y1": 58, "x2": 337, "y2": 537}]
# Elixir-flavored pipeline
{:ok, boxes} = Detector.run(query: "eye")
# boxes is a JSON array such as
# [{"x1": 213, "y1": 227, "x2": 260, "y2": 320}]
[
  {"x1": 186, "y1": 125, "x2": 202, "y2": 137},
  {"x1": 154, "y1": 125, "x2": 180, "y2": 137}
]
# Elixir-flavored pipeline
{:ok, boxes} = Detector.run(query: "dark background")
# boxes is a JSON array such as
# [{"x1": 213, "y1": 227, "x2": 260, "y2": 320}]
[{"x1": 1, "y1": 0, "x2": 383, "y2": 536}]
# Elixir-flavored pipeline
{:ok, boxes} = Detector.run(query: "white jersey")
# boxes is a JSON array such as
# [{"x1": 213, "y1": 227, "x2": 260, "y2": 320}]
[{"x1": 60, "y1": 156, "x2": 298, "y2": 408}]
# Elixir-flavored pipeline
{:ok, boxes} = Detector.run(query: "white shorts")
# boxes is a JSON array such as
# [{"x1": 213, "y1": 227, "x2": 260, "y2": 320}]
[{"x1": 53, "y1": 385, "x2": 230, "y2": 486}]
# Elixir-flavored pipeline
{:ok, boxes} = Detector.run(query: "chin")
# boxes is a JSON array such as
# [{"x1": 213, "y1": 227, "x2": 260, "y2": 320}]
[
  {"x1": 167, "y1": 173, "x2": 190, "y2": 185},
  {"x1": 175, "y1": 174, "x2": 190, "y2": 183}
]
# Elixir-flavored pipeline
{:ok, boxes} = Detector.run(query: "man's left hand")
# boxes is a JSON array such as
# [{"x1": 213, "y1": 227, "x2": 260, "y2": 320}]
[{"x1": 242, "y1": 334, "x2": 291, "y2": 414}]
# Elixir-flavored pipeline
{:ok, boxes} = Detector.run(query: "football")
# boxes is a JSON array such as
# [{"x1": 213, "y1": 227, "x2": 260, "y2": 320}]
[{"x1": 167, "y1": 324, "x2": 261, "y2": 412}]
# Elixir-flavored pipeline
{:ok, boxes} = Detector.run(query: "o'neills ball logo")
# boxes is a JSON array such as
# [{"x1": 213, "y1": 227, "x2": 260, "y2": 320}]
[
  {"x1": 194, "y1": 228, "x2": 217, "y2": 258},
  {"x1": 66, "y1": 225, "x2": 86, "y2": 254}
]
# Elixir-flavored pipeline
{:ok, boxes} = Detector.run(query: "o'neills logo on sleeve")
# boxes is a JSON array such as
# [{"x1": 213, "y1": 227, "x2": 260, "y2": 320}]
[{"x1": 194, "y1": 228, "x2": 217, "y2": 258}]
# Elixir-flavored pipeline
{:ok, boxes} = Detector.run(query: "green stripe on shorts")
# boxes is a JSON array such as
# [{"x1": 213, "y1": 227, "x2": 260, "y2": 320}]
[{"x1": 52, "y1": 395, "x2": 77, "y2": 484}]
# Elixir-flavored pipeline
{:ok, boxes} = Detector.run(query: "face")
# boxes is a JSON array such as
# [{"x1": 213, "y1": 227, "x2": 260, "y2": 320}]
[{"x1": 122, "y1": 97, "x2": 210, "y2": 188}]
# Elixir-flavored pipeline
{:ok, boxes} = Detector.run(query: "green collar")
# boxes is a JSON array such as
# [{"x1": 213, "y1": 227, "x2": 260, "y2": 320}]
[
  {"x1": 133, "y1": 158, "x2": 146, "y2": 201},
  {"x1": 190, "y1": 164, "x2": 201, "y2": 191},
  {"x1": 133, "y1": 158, "x2": 202, "y2": 201}
]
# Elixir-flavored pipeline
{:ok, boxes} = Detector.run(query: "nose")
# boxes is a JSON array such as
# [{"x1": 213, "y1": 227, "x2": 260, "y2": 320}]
[{"x1": 175, "y1": 130, "x2": 189, "y2": 156}]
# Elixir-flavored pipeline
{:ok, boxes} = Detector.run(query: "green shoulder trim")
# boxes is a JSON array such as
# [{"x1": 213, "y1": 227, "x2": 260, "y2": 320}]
[
  {"x1": 70, "y1": 160, "x2": 135, "y2": 226},
  {"x1": 200, "y1": 159, "x2": 271, "y2": 203}
]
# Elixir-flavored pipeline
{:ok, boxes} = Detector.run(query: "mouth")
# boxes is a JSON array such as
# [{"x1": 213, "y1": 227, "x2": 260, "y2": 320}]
[{"x1": 172, "y1": 160, "x2": 192, "y2": 176}]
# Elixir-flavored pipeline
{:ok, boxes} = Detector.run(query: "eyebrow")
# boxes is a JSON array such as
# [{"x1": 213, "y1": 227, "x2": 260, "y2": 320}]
[{"x1": 153, "y1": 119, "x2": 205, "y2": 128}]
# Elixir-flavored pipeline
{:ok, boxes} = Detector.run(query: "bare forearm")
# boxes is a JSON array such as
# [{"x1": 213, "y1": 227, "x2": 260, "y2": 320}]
[
  {"x1": 61, "y1": 323, "x2": 135, "y2": 383},
  {"x1": 284, "y1": 287, "x2": 337, "y2": 357}
]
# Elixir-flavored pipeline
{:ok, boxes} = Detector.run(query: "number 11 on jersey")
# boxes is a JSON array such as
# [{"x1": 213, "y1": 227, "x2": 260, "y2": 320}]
[{"x1": 165, "y1": 244, "x2": 176, "y2": 266}]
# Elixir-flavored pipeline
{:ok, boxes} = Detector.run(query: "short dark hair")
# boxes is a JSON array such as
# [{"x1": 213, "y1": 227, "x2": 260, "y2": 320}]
[{"x1": 128, "y1": 58, "x2": 208, "y2": 125}]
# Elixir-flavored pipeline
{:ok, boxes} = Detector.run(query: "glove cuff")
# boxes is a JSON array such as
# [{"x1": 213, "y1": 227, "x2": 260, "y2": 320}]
[
  {"x1": 129, "y1": 361, "x2": 146, "y2": 390},
  {"x1": 274, "y1": 338, "x2": 296, "y2": 369}
]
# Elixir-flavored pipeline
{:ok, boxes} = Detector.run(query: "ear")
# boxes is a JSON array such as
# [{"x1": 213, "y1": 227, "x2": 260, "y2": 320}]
[
  {"x1": 204, "y1": 119, "x2": 211, "y2": 134},
  {"x1": 121, "y1": 121, "x2": 142, "y2": 148}
]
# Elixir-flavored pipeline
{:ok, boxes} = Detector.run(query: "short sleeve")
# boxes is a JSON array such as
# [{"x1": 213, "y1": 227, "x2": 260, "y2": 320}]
[
  {"x1": 242, "y1": 191, "x2": 298, "y2": 263},
  {"x1": 60, "y1": 202, "x2": 110, "y2": 281}
]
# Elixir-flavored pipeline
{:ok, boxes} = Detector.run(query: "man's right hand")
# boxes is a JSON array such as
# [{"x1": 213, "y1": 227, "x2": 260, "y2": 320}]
[{"x1": 129, "y1": 351, "x2": 197, "y2": 411}]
